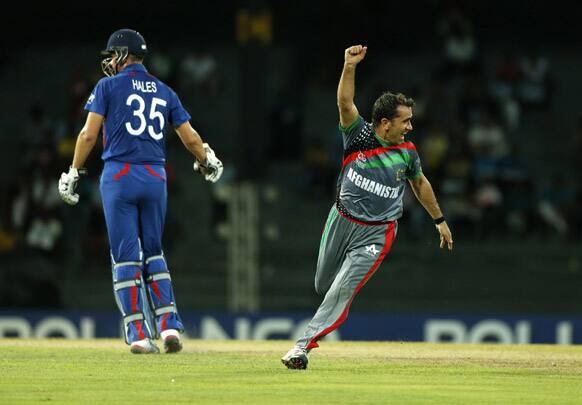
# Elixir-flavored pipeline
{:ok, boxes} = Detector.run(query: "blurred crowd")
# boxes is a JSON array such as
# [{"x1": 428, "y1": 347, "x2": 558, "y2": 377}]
[
  {"x1": 409, "y1": 8, "x2": 581, "y2": 242},
  {"x1": 0, "y1": 5, "x2": 581, "y2": 309},
  {"x1": 297, "y1": 7, "x2": 581, "y2": 243},
  {"x1": 0, "y1": 48, "x2": 226, "y2": 307}
]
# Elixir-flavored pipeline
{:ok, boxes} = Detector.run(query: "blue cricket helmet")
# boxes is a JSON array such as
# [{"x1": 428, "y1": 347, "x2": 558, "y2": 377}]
[
  {"x1": 101, "y1": 28, "x2": 147, "y2": 77},
  {"x1": 101, "y1": 28, "x2": 147, "y2": 58}
]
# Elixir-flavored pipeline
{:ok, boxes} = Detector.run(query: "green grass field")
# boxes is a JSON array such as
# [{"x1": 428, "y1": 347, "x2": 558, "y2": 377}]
[{"x1": 1, "y1": 339, "x2": 582, "y2": 404}]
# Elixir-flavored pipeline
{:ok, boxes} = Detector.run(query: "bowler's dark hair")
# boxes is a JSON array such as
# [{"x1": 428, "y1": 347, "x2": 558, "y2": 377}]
[{"x1": 371, "y1": 92, "x2": 414, "y2": 125}]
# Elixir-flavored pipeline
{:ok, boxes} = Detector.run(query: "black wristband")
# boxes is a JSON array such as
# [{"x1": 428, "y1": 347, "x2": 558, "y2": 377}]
[{"x1": 434, "y1": 216, "x2": 445, "y2": 225}]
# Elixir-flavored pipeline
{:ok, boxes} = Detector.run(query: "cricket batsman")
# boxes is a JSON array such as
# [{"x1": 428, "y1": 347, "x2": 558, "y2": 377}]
[{"x1": 58, "y1": 28, "x2": 223, "y2": 354}]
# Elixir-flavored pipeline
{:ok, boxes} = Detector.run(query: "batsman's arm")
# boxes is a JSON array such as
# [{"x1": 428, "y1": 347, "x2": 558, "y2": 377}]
[
  {"x1": 408, "y1": 174, "x2": 453, "y2": 250},
  {"x1": 174, "y1": 121, "x2": 207, "y2": 163},
  {"x1": 337, "y1": 45, "x2": 367, "y2": 128},
  {"x1": 71, "y1": 112, "x2": 103, "y2": 169}
]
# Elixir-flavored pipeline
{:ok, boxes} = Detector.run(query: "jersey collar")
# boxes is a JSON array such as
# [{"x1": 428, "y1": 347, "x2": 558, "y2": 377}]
[
  {"x1": 373, "y1": 129, "x2": 391, "y2": 147},
  {"x1": 120, "y1": 63, "x2": 148, "y2": 74}
]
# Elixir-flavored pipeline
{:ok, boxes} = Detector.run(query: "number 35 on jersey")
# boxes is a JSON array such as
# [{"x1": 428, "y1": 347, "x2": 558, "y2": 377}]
[{"x1": 125, "y1": 94, "x2": 167, "y2": 140}]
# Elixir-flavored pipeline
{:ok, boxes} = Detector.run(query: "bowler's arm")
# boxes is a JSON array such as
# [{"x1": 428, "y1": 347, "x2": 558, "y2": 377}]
[
  {"x1": 337, "y1": 45, "x2": 367, "y2": 128},
  {"x1": 337, "y1": 63, "x2": 359, "y2": 128},
  {"x1": 408, "y1": 174, "x2": 453, "y2": 250}
]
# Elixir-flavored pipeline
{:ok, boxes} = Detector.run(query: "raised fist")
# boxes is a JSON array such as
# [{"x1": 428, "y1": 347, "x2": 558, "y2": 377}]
[{"x1": 345, "y1": 45, "x2": 368, "y2": 65}]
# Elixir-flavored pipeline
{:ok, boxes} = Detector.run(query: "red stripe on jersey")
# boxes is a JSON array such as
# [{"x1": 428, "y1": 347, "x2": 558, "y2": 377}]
[{"x1": 342, "y1": 142, "x2": 416, "y2": 167}]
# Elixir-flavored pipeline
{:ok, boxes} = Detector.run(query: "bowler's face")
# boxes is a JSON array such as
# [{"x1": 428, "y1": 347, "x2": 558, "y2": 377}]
[{"x1": 383, "y1": 106, "x2": 413, "y2": 145}]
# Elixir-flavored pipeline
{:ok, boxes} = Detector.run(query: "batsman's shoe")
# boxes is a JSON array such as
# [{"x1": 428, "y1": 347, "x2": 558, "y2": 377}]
[
  {"x1": 281, "y1": 346, "x2": 309, "y2": 370},
  {"x1": 161, "y1": 329, "x2": 183, "y2": 354},
  {"x1": 130, "y1": 338, "x2": 160, "y2": 354}
]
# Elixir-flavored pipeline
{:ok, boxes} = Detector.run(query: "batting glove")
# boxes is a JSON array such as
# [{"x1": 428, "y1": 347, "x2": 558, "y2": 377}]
[
  {"x1": 193, "y1": 143, "x2": 224, "y2": 183},
  {"x1": 58, "y1": 166, "x2": 82, "y2": 205}
]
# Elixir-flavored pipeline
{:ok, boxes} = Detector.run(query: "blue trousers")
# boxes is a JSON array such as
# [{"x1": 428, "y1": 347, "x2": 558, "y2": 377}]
[{"x1": 100, "y1": 161, "x2": 183, "y2": 343}]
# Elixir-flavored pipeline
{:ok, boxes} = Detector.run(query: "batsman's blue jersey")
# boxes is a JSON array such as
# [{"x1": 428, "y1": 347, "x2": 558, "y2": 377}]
[{"x1": 85, "y1": 63, "x2": 190, "y2": 163}]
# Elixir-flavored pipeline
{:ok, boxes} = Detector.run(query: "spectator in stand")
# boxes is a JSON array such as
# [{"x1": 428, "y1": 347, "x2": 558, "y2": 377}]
[
  {"x1": 26, "y1": 146, "x2": 63, "y2": 256},
  {"x1": 467, "y1": 109, "x2": 509, "y2": 160},
  {"x1": 439, "y1": 146, "x2": 479, "y2": 237},
  {"x1": 517, "y1": 48, "x2": 553, "y2": 110},
  {"x1": 474, "y1": 176, "x2": 504, "y2": 238},
  {"x1": 179, "y1": 48, "x2": 222, "y2": 97},
  {"x1": 490, "y1": 51, "x2": 522, "y2": 131},
  {"x1": 435, "y1": 6, "x2": 480, "y2": 81},
  {"x1": 491, "y1": 50, "x2": 522, "y2": 100}
]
